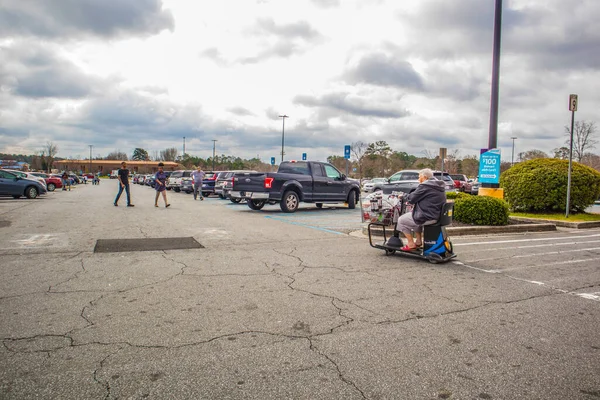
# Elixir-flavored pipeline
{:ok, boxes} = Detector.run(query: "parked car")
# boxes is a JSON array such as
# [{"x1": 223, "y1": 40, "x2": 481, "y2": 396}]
[
  {"x1": 450, "y1": 174, "x2": 473, "y2": 193},
  {"x1": 215, "y1": 170, "x2": 258, "y2": 199},
  {"x1": 433, "y1": 171, "x2": 458, "y2": 192},
  {"x1": 4, "y1": 170, "x2": 47, "y2": 190},
  {"x1": 167, "y1": 170, "x2": 192, "y2": 192},
  {"x1": 471, "y1": 181, "x2": 481, "y2": 195},
  {"x1": 200, "y1": 172, "x2": 218, "y2": 197},
  {"x1": 362, "y1": 177, "x2": 387, "y2": 193},
  {"x1": 181, "y1": 176, "x2": 193, "y2": 194},
  {"x1": 0, "y1": 170, "x2": 47, "y2": 199},
  {"x1": 383, "y1": 169, "x2": 457, "y2": 193},
  {"x1": 214, "y1": 171, "x2": 234, "y2": 198},
  {"x1": 30, "y1": 172, "x2": 62, "y2": 191},
  {"x1": 144, "y1": 175, "x2": 156, "y2": 188}
]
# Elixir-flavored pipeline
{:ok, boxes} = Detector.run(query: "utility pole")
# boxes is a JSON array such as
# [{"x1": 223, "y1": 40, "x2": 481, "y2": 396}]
[
  {"x1": 212, "y1": 139, "x2": 217, "y2": 171},
  {"x1": 279, "y1": 115, "x2": 288, "y2": 162},
  {"x1": 510, "y1": 137, "x2": 517, "y2": 166},
  {"x1": 88, "y1": 145, "x2": 93, "y2": 173},
  {"x1": 183, "y1": 137, "x2": 186, "y2": 160},
  {"x1": 566, "y1": 94, "x2": 578, "y2": 218}
]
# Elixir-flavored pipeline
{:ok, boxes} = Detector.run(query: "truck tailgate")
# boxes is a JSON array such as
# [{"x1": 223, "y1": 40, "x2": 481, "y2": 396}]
[{"x1": 232, "y1": 173, "x2": 267, "y2": 192}]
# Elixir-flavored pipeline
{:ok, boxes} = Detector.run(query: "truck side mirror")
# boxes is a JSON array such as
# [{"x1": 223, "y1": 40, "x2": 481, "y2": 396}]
[{"x1": 340, "y1": 174, "x2": 346, "y2": 180}]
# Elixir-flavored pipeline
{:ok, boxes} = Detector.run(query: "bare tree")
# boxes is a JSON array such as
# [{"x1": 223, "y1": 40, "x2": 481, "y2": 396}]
[
  {"x1": 350, "y1": 141, "x2": 368, "y2": 180},
  {"x1": 518, "y1": 149, "x2": 548, "y2": 161},
  {"x1": 565, "y1": 120, "x2": 597, "y2": 162},
  {"x1": 40, "y1": 142, "x2": 58, "y2": 172},
  {"x1": 106, "y1": 150, "x2": 128, "y2": 160},
  {"x1": 160, "y1": 147, "x2": 179, "y2": 162}
]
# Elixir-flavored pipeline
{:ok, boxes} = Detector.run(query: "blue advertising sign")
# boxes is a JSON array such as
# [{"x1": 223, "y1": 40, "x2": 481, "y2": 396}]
[
  {"x1": 344, "y1": 145, "x2": 351, "y2": 159},
  {"x1": 302, "y1": 153, "x2": 307, "y2": 160},
  {"x1": 270, "y1": 157, "x2": 275, "y2": 165},
  {"x1": 478, "y1": 148, "x2": 501, "y2": 184}
]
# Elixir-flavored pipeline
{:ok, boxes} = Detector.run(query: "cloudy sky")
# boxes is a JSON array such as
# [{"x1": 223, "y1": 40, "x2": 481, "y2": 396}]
[{"x1": 1, "y1": 0, "x2": 599, "y2": 163}]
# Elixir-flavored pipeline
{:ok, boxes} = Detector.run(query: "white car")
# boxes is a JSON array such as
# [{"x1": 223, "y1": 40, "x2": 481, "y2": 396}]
[{"x1": 362, "y1": 178, "x2": 388, "y2": 193}]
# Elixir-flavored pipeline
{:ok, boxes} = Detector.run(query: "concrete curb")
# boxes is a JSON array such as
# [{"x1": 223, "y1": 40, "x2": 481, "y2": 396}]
[
  {"x1": 361, "y1": 222, "x2": 557, "y2": 237},
  {"x1": 509, "y1": 217, "x2": 600, "y2": 229}
]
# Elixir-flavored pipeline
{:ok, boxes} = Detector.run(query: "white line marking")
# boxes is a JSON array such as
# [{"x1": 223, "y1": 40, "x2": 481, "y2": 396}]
[
  {"x1": 451, "y1": 260, "x2": 600, "y2": 302},
  {"x1": 469, "y1": 246, "x2": 600, "y2": 262},
  {"x1": 455, "y1": 240, "x2": 600, "y2": 254},
  {"x1": 454, "y1": 233, "x2": 600, "y2": 247}
]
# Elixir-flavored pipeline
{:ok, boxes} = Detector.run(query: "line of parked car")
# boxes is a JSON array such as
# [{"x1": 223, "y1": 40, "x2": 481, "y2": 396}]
[
  {"x1": 361, "y1": 170, "x2": 480, "y2": 195},
  {"x1": 0, "y1": 170, "x2": 99, "y2": 199},
  {"x1": 131, "y1": 169, "x2": 258, "y2": 202}
]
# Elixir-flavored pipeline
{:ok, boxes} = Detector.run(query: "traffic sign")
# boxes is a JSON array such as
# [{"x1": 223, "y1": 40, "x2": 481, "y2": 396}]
[
  {"x1": 569, "y1": 94, "x2": 578, "y2": 111},
  {"x1": 344, "y1": 145, "x2": 351, "y2": 159},
  {"x1": 478, "y1": 148, "x2": 501, "y2": 184},
  {"x1": 270, "y1": 157, "x2": 275, "y2": 165},
  {"x1": 302, "y1": 153, "x2": 307, "y2": 161}
]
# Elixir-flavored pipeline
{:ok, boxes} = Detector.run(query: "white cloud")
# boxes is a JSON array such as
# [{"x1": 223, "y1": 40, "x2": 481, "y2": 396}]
[{"x1": 0, "y1": 0, "x2": 599, "y2": 163}]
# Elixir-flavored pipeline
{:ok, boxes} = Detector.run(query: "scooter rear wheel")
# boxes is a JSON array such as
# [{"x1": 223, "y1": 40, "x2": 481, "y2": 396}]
[{"x1": 385, "y1": 249, "x2": 396, "y2": 256}]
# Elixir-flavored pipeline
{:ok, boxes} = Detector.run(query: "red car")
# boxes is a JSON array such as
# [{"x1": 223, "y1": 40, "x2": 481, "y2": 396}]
[{"x1": 30, "y1": 172, "x2": 63, "y2": 191}]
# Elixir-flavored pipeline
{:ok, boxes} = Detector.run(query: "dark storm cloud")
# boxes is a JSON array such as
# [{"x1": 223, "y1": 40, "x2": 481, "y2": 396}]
[
  {"x1": 294, "y1": 92, "x2": 409, "y2": 119},
  {"x1": 0, "y1": 43, "x2": 100, "y2": 98},
  {"x1": 0, "y1": 0, "x2": 174, "y2": 39},
  {"x1": 344, "y1": 53, "x2": 424, "y2": 91},
  {"x1": 395, "y1": 0, "x2": 521, "y2": 58},
  {"x1": 500, "y1": 1, "x2": 600, "y2": 71}
]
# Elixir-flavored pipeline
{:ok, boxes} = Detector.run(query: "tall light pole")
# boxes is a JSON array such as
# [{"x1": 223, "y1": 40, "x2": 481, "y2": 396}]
[
  {"x1": 510, "y1": 136, "x2": 517, "y2": 166},
  {"x1": 212, "y1": 139, "x2": 217, "y2": 171},
  {"x1": 88, "y1": 145, "x2": 93, "y2": 173},
  {"x1": 279, "y1": 115, "x2": 288, "y2": 162},
  {"x1": 183, "y1": 137, "x2": 186, "y2": 159}
]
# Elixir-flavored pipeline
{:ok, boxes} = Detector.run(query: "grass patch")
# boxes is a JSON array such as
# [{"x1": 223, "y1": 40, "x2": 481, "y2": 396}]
[{"x1": 511, "y1": 212, "x2": 600, "y2": 222}]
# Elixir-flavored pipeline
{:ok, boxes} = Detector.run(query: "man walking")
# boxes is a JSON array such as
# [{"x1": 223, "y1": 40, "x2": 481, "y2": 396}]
[
  {"x1": 114, "y1": 161, "x2": 134, "y2": 207},
  {"x1": 191, "y1": 166, "x2": 205, "y2": 200}
]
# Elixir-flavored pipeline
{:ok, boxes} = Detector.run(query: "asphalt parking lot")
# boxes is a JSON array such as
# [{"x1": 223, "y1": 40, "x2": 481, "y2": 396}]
[{"x1": 1, "y1": 181, "x2": 599, "y2": 399}]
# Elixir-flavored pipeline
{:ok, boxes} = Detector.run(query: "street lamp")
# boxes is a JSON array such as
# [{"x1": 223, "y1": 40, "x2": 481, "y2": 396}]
[
  {"x1": 212, "y1": 139, "x2": 217, "y2": 171},
  {"x1": 279, "y1": 115, "x2": 288, "y2": 162},
  {"x1": 88, "y1": 145, "x2": 93, "y2": 173},
  {"x1": 510, "y1": 136, "x2": 517, "y2": 166}
]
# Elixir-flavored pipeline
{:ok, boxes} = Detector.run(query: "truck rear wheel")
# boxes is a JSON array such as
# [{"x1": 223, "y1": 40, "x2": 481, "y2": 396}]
[
  {"x1": 280, "y1": 190, "x2": 299, "y2": 213},
  {"x1": 347, "y1": 191, "x2": 356, "y2": 209},
  {"x1": 247, "y1": 200, "x2": 266, "y2": 210}
]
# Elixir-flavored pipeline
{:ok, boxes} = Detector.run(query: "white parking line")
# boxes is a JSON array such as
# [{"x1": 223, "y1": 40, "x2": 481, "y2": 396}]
[
  {"x1": 469, "y1": 246, "x2": 600, "y2": 262},
  {"x1": 453, "y1": 233, "x2": 600, "y2": 247},
  {"x1": 452, "y1": 260, "x2": 600, "y2": 302},
  {"x1": 454, "y1": 239, "x2": 600, "y2": 254}
]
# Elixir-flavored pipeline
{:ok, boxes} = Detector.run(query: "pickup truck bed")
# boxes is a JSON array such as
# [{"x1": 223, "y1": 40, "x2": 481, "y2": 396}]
[{"x1": 231, "y1": 161, "x2": 360, "y2": 213}]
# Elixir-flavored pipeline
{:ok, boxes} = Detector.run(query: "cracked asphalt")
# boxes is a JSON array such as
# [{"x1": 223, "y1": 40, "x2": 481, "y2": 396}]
[{"x1": 1, "y1": 182, "x2": 599, "y2": 399}]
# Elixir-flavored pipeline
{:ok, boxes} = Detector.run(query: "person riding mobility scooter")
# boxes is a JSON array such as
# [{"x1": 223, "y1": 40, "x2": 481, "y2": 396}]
[{"x1": 367, "y1": 169, "x2": 456, "y2": 264}]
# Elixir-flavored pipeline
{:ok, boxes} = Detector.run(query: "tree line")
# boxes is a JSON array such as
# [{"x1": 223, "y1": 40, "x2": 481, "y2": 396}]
[{"x1": 4, "y1": 120, "x2": 597, "y2": 175}]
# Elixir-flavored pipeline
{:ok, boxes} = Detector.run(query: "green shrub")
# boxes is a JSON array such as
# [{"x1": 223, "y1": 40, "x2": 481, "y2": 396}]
[
  {"x1": 500, "y1": 158, "x2": 600, "y2": 212},
  {"x1": 453, "y1": 196, "x2": 509, "y2": 226},
  {"x1": 446, "y1": 192, "x2": 470, "y2": 201}
]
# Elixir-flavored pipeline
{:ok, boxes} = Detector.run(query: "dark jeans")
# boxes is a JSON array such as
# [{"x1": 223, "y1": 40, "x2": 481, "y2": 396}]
[{"x1": 115, "y1": 183, "x2": 131, "y2": 205}]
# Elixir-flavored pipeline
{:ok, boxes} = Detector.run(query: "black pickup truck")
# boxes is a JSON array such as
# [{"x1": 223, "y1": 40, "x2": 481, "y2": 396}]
[{"x1": 230, "y1": 161, "x2": 361, "y2": 213}]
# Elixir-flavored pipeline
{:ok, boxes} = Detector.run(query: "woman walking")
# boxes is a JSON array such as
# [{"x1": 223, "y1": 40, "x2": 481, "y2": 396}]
[{"x1": 154, "y1": 163, "x2": 170, "y2": 208}]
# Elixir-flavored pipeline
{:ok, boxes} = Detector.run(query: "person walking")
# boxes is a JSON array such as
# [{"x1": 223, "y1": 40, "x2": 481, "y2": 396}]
[
  {"x1": 191, "y1": 165, "x2": 205, "y2": 200},
  {"x1": 154, "y1": 163, "x2": 170, "y2": 208},
  {"x1": 61, "y1": 172, "x2": 71, "y2": 191},
  {"x1": 114, "y1": 161, "x2": 134, "y2": 207}
]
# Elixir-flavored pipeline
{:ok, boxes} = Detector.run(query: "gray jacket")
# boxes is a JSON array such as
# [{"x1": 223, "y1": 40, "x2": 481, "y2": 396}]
[{"x1": 406, "y1": 178, "x2": 446, "y2": 225}]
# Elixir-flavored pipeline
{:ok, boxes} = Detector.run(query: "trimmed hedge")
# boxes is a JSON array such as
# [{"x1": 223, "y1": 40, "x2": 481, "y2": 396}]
[
  {"x1": 446, "y1": 192, "x2": 470, "y2": 201},
  {"x1": 500, "y1": 158, "x2": 600, "y2": 212},
  {"x1": 453, "y1": 196, "x2": 510, "y2": 226}
]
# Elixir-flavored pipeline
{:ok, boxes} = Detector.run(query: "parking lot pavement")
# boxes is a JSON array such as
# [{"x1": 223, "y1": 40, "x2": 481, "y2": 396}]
[{"x1": 1, "y1": 183, "x2": 599, "y2": 399}]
